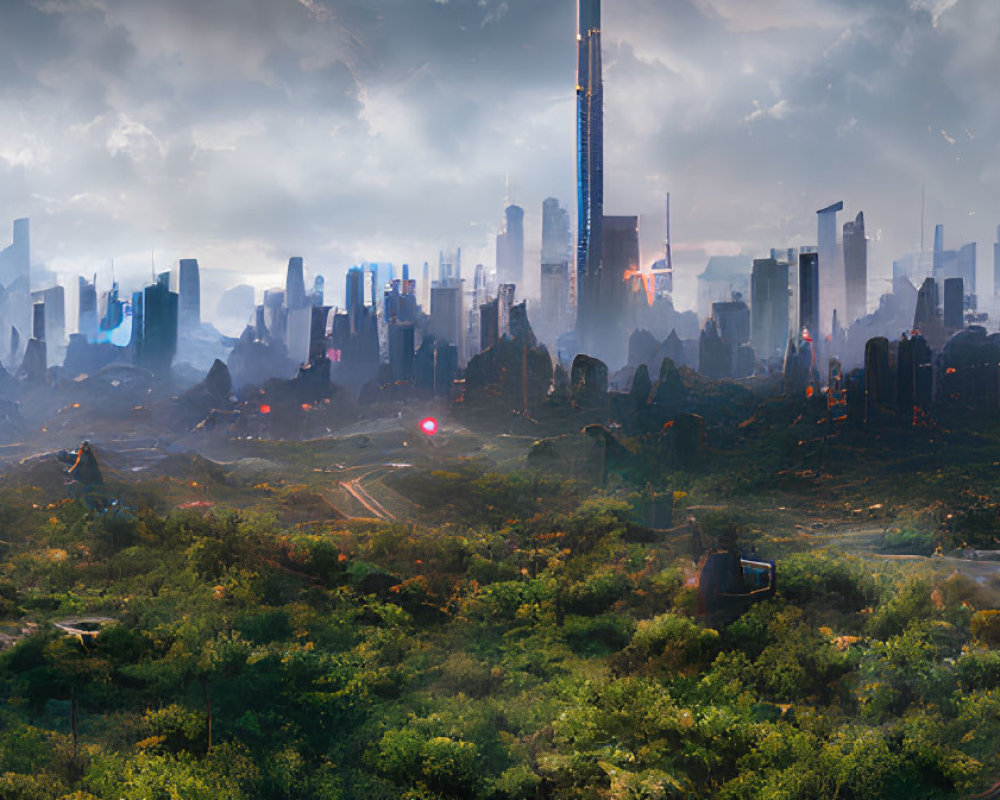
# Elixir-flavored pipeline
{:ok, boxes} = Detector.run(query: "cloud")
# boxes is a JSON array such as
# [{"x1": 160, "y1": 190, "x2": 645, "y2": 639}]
[
  {"x1": 0, "y1": 0, "x2": 996, "y2": 312},
  {"x1": 744, "y1": 98, "x2": 792, "y2": 124}
]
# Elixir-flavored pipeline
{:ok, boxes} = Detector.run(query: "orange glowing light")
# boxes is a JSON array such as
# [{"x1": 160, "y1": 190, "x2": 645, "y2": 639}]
[
  {"x1": 805, "y1": 386, "x2": 814, "y2": 398},
  {"x1": 946, "y1": 367, "x2": 957, "y2": 374},
  {"x1": 623, "y1": 269, "x2": 657, "y2": 307},
  {"x1": 260, "y1": 404, "x2": 272, "y2": 414},
  {"x1": 301, "y1": 403, "x2": 311, "y2": 411}
]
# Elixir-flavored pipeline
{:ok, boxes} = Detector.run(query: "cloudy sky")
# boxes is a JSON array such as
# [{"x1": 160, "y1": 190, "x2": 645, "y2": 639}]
[{"x1": 0, "y1": 0, "x2": 998, "y2": 312}]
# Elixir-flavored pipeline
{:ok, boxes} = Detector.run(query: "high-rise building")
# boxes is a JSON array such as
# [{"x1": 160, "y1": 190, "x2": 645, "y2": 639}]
[
  {"x1": 542, "y1": 197, "x2": 572, "y2": 267},
  {"x1": 932, "y1": 225, "x2": 977, "y2": 299},
  {"x1": 994, "y1": 226, "x2": 1000, "y2": 297},
  {"x1": 309, "y1": 305, "x2": 331, "y2": 364},
  {"x1": 943, "y1": 277, "x2": 964, "y2": 329},
  {"x1": 345, "y1": 266, "x2": 366, "y2": 335},
  {"x1": 178, "y1": 258, "x2": 201, "y2": 331},
  {"x1": 78, "y1": 276, "x2": 98, "y2": 341},
  {"x1": 497, "y1": 205, "x2": 525, "y2": 289},
  {"x1": 712, "y1": 300, "x2": 750, "y2": 352},
  {"x1": 541, "y1": 263, "x2": 570, "y2": 335},
  {"x1": 914, "y1": 278, "x2": 939, "y2": 330},
  {"x1": 843, "y1": 211, "x2": 867, "y2": 324},
  {"x1": 0, "y1": 218, "x2": 29, "y2": 291},
  {"x1": 864, "y1": 336, "x2": 890, "y2": 424},
  {"x1": 750, "y1": 258, "x2": 789, "y2": 364},
  {"x1": 602, "y1": 214, "x2": 638, "y2": 315},
  {"x1": 798, "y1": 252, "x2": 820, "y2": 338},
  {"x1": 541, "y1": 198, "x2": 572, "y2": 337},
  {"x1": 498, "y1": 283, "x2": 516, "y2": 340},
  {"x1": 30, "y1": 286, "x2": 65, "y2": 359},
  {"x1": 439, "y1": 249, "x2": 461, "y2": 284},
  {"x1": 698, "y1": 318, "x2": 729, "y2": 379},
  {"x1": 480, "y1": 298, "x2": 499, "y2": 352},
  {"x1": 388, "y1": 322, "x2": 415, "y2": 382},
  {"x1": 429, "y1": 284, "x2": 463, "y2": 353},
  {"x1": 817, "y1": 201, "x2": 843, "y2": 334},
  {"x1": 310, "y1": 275, "x2": 325, "y2": 307},
  {"x1": 32, "y1": 302, "x2": 45, "y2": 341},
  {"x1": 0, "y1": 219, "x2": 31, "y2": 352},
  {"x1": 133, "y1": 271, "x2": 178, "y2": 374},
  {"x1": 576, "y1": 0, "x2": 603, "y2": 341},
  {"x1": 286, "y1": 257, "x2": 307, "y2": 310}
]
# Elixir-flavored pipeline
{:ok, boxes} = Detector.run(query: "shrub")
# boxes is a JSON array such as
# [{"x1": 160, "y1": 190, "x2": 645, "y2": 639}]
[
  {"x1": 563, "y1": 614, "x2": 635, "y2": 656},
  {"x1": 612, "y1": 613, "x2": 720, "y2": 676},
  {"x1": 971, "y1": 610, "x2": 1000, "y2": 648}
]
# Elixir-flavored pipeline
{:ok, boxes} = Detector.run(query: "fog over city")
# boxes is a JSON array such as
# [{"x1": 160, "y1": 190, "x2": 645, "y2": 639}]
[{"x1": 1, "y1": 0, "x2": 998, "y2": 310}]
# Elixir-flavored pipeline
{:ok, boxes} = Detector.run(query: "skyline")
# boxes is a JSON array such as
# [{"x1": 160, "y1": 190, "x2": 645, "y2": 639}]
[{"x1": 1, "y1": 0, "x2": 999, "y2": 308}]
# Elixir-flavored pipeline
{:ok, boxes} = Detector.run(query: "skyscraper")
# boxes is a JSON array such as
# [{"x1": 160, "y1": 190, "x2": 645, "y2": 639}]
[
  {"x1": 798, "y1": 252, "x2": 819, "y2": 338},
  {"x1": 78, "y1": 276, "x2": 98, "y2": 341},
  {"x1": 286, "y1": 257, "x2": 306, "y2": 310},
  {"x1": 576, "y1": 0, "x2": 603, "y2": 340},
  {"x1": 0, "y1": 219, "x2": 31, "y2": 351},
  {"x1": 842, "y1": 211, "x2": 867, "y2": 324},
  {"x1": 541, "y1": 197, "x2": 572, "y2": 337},
  {"x1": 751, "y1": 258, "x2": 789, "y2": 364},
  {"x1": 496, "y1": 205, "x2": 525, "y2": 289},
  {"x1": 0, "y1": 218, "x2": 29, "y2": 291},
  {"x1": 178, "y1": 258, "x2": 201, "y2": 330},
  {"x1": 817, "y1": 201, "x2": 843, "y2": 334},
  {"x1": 345, "y1": 266, "x2": 366, "y2": 335},
  {"x1": 943, "y1": 277, "x2": 964, "y2": 330},
  {"x1": 542, "y1": 198, "x2": 572, "y2": 267},
  {"x1": 602, "y1": 215, "x2": 639, "y2": 310},
  {"x1": 134, "y1": 272, "x2": 178, "y2": 374},
  {"x1": 429, "y1": 284, "x2": 463, "y2": 353},
  {"x1": 994, "y1": 226, "x2": 1000, "y2": 297},
  {"x1": 31, "y1": 286, "x2": 65, "y2": 358},
  {"x1": 932, "y1": 225, "x2": 977, "y2": 298}
]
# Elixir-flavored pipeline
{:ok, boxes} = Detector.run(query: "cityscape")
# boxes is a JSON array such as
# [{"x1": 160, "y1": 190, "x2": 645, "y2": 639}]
[{"x1": 2, "y1": 0, "x2": 1000, "y2": 798}]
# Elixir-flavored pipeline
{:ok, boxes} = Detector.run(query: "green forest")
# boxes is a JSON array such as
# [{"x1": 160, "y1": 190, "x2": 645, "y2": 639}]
[{"x1": 3, "y1": 459, "x2": 1000, "y2": 800}]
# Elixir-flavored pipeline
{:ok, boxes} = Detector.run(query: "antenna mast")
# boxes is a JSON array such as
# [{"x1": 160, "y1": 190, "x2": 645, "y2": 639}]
[{"x1": 665, "y1": 193, "x2": 674, "y2": 293}]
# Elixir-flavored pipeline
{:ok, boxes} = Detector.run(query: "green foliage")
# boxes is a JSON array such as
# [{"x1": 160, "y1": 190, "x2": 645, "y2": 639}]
[
  {"x1": 142, "y1": 704, "x2": 207, "y2": 753},
  {"x1": 970, "y1": 609, "x2": 1000, "y2": 647},
  {"x1": 613, "y1": 613, "x2": 720, "y2": 677},
  {"x1": 85, "y1": 747, "x2": 257, "y2": 800},
  {"x1": 374, "y1": 728, "x2": 482, "y2": 798},
  {"x1": 0, "y1": 478, "x2": 997, "y2": 800},
  {"x1": 563, "y1": 569, "x2": 632, "y2": 616},
  {"x1": 881, "y1": 526, "x2": 937, "y2": 556},
  {"x1": 777, "y1": 553, "x2": 876, "y2": 617},
  {"x1": 562, "y1": 613, "x2": 635, "y2": 656}
]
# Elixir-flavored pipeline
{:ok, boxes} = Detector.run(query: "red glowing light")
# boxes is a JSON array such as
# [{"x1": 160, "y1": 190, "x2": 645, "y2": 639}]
[
  {"x1": 260, "y1": 404, "x2": 272, "y2": 415},
  {"x1": 301, "y1": 403, "x2": 312, "y2": 411},
  {"x1": 419, "y1": 417, "x2": 439, "y2": 436}
]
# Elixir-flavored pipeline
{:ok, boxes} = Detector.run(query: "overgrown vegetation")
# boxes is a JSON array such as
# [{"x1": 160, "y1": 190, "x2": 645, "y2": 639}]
[{"x1": 2, "y1": 469, "x2": 1000, "y2": 799}]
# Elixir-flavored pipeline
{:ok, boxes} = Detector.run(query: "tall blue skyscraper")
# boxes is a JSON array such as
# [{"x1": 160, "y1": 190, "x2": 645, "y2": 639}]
[{"x1": 576, "y1": 0, "x2": 603, "y2": 339}]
